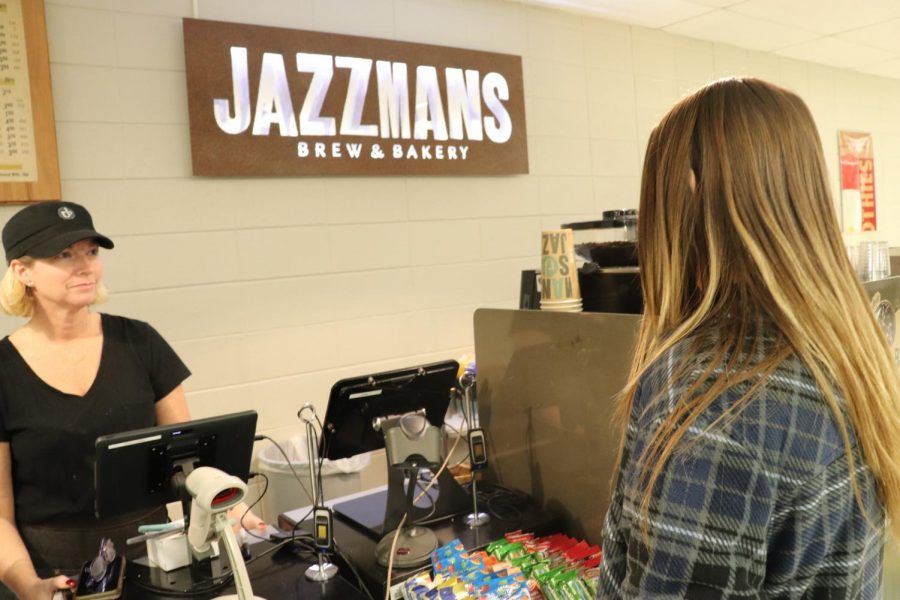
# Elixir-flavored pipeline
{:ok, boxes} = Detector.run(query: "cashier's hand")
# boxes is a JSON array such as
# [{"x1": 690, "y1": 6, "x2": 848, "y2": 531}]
[{"x1": 24, "y1": 574, "x2": 73, "y2": 600}]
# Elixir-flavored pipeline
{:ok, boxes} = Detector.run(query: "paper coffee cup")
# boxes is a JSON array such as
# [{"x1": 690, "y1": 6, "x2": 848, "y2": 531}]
[
  {"x1": 540, "y1": 298, "x2": 583, "y2": 312},
  {"x1": 541, "y1": 229, "x2": 581, "y2": 301}
]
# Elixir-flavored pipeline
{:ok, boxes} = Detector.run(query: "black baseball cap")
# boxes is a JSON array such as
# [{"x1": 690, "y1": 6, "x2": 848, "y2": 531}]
[{"x1": 2, "y1": 201, "x2": 114, "y2": 263}]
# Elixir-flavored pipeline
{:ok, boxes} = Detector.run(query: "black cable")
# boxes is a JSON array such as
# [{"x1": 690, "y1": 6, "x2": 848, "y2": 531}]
[
  {"x1": 476, "y1": 482, "x2": 529, "y2": 521},
  {"x1": 409, "y1": 474, "x2": 437, "y2": 525},
  {"x1": 244, "y1": 536, "x2": 311, "y2": 565},
  {"x1": 241, "y1": 471, "x2": 270, "y2": 542},
  {"x1": 310, "y1": 436, "x2": 322, "y2": 507},
  {"x1": 254, "y1": 434, "x2": 316, "y2": 505},
  {"x1": 315, "y1": 413, "x2": 327, "y2": 507},
  {"x1": 458, "y1": 416, "x2": 526, "y2": 521},
  {"x1": 333, "y1": 540, "x2": 375, "y2": 600},
  {"x1": 282, "y1": 505, "x2": 316, "y2": 554}
]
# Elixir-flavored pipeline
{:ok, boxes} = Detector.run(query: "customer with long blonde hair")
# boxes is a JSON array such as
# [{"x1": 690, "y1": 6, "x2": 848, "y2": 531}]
[{"x1": 598, "y1": 77, "x2": 900, "y2": 598}]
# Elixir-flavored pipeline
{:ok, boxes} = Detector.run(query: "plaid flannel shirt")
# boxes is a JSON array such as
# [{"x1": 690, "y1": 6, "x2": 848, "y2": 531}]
[{"x1": 597, "y1": 339, "x2": 884, "y2": 599}]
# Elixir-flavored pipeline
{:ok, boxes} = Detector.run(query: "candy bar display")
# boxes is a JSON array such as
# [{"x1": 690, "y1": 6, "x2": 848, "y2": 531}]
[{"x1": 398, "y1": 531, "x2": 600, "y2": 600}]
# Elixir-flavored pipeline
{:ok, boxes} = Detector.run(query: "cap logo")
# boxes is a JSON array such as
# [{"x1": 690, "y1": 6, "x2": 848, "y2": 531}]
[{"x1": 58, "y1": 206, "x2": 75, "y2": 220}]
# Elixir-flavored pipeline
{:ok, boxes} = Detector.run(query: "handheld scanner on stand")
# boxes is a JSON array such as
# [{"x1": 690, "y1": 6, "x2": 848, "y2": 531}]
[
  {"x1": 313, "y1": 507, "x2": 334, "y2": 552},
  {"x1": 469, "y1": 428, "x2": 487, "y2": 470}
]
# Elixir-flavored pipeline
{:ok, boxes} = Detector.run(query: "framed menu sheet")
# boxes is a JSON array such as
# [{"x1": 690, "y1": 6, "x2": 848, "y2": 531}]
[{"x1": 0, "y1": 0, "x2": 59, "y2": 203}]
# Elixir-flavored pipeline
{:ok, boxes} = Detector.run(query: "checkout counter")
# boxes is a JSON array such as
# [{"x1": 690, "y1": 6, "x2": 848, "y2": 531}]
[
  {"x1": 105, "y1": 308, "x2": 638, "y2": 599},
  {"x1": 127, "y1": 284, "x2": 897, "y2": 598},
  {"x1": 120, "y1": 543, "x2": 364, "y2": 600},
  {"x1": 277, "y1": 483, "x2": 565, "y2": 598}
]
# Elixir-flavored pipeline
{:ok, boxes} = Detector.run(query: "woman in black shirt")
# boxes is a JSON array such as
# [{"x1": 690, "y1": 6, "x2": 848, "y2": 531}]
[{"x1": 0, "y1": 202, "x2": 191, "y2": 599}]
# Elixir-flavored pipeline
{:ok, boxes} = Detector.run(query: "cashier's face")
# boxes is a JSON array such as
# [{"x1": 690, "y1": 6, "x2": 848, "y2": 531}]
[{"x1": 20, "y1": 239, "x2": 104, "y2": 309}]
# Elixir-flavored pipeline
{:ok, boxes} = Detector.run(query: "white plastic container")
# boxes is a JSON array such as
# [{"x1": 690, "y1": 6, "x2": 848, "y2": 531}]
[
  {"x1": 257, "y1": 436, "x2": 370, "y2": 522},
  {"x1": 146, "y1": 533, "x2": 219, "y2": 572}
]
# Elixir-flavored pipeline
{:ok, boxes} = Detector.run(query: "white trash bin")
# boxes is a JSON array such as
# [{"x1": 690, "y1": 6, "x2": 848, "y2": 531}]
[{"x1": 257, "y1": 435, "x2": 370, "y2": 523}]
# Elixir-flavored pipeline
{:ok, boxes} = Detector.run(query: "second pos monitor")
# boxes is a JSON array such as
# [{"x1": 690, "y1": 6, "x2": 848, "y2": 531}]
[
  {"x1": 319, "y1": 360, "x2": 469, "y2": 538},
  {"x1": 319, "y1": 360, "x2": 458, "y2": 461}
]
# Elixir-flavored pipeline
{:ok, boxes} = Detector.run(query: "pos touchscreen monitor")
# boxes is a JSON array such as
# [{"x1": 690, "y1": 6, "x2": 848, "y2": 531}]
[
  {"x1": 94, "y1": 410, "x2": 257, "y2": 519},
  {"x1": 319, "y1": 360, "x2": 459, "y2": 461}
]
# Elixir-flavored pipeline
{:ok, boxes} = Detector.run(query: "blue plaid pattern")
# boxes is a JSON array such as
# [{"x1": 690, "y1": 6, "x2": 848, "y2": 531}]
[{"x1": 598, "y1": 339, "x2": 884, "y2": 599}]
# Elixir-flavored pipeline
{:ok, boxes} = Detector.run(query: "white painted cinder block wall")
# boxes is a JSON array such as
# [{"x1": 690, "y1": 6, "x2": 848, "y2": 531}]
[{"x1": 6, "y1": 0, "x2": 900, "y2": 493}]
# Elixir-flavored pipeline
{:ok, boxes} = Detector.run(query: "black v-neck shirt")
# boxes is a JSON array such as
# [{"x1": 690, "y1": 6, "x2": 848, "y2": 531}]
[{"x1": 0, "y1": 313, "x2": 190, "y2": 524}]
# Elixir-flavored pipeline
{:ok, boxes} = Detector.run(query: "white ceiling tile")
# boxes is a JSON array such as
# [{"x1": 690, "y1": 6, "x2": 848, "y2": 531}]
[
  {"x1": 836, "y1": 18, "x2": 900, "y2": 54},
  {"x1": 775, "y1": 37, "x2": 895, "y2": 69},
  {"x1": 685, "y1": 0, "x2": 742, "y2": 7},
  {"x1": 514, "y1": 0, "x2": 714, "y2": 28},
  {"x1": 508, "y1": 0, "x2": 900, "y2": 80},
  {"x1": 663, "y1": 10, "x2": 819, "y2": 51},
  {"x1": 855, "y1": 58, "x2": 900, "y2": 79},
  {"x1": 729, "y1": 0, "x2": 900, "y2": 35}
]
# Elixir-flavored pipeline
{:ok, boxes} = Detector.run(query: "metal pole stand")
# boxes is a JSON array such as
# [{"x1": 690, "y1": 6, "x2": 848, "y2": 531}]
[
  {"x1": 305, "y1": 553, "x2": 339, "y2": 582},
  {"x1": 460, "y1": 368, "x2": 490, "y2": 529},
  {"x1": 465, "y1": 475, "x2": 490, "y2": 528},
  {"x1": 298, "y1": 404, "x2": 339, "y2": 583}
]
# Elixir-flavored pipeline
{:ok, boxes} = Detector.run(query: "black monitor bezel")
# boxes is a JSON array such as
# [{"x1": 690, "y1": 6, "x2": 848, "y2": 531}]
[
  {"x1": 319, "y1": 360, "x2": 459, "y2": 461},
  {"x1": 94, "y1": 410, "x2": 258, "y2": 519}
]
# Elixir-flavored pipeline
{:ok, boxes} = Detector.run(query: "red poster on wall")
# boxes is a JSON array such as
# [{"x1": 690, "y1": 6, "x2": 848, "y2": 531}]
[{"x1": 838, "y1": 131, "x2": 876, "y2": 232}]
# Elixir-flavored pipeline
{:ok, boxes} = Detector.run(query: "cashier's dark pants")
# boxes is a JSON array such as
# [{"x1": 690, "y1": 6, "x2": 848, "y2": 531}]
[{"x1": 0, "y1": 505, "x2": 166, "y2": 598}]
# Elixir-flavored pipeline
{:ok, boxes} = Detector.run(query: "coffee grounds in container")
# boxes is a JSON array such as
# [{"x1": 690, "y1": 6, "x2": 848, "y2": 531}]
[{"x1": 575, "y1": 241, "x2": 638, "y2": 267}]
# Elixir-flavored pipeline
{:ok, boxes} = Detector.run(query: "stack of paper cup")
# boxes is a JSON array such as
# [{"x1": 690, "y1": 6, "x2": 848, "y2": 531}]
[{"x1": 540, "y1": 229, "x2": 582, "y2": 312}]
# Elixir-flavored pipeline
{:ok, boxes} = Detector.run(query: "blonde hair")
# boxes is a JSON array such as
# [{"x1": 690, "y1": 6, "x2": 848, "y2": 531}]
[
  {"x1": 0, "y1": 259, "x2": 109, "y2": 317},
  {"x1": 623, "y1": 78, "x2": 900, "y2": 536}
]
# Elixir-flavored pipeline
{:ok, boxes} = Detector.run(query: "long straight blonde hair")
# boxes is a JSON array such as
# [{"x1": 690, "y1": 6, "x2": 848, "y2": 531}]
[{"x1": 623, "y1": 77, "x2": 900, "y2": 536}]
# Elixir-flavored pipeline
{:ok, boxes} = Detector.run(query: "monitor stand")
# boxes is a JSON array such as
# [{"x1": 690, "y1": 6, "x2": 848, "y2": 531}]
[
  {"x1": 374, "y1": 524, "x2": 437, "y2": 568},
  {"x1": 333, "y1": 463, "x2": 469, "y2": 543},
  {"x1": 374, "y1": 467, "x2": 438, "y2": 568},
  {"x1": 380, "y1": 464, "x2": 469, "y2": 537}
]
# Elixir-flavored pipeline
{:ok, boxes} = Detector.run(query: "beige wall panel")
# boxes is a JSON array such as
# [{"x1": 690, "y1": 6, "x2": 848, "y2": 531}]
[
  {"x1": 529, "y1": 96, "x2": 591, "y2": 138},
  {"x1": 119, "y1": 124, "x2": 192, "y2": 178},
  {"x1": 56, "y1": 123, "x2": 126, "y2": 180},
  {"x1": 531, "y1": 136, "x2": 592, "y2": 176},
  {"x1": 67, "y1": 179, "x2": 239, "y2": 235},
  {"x1": 236, "y1": 227, "x2": 332, "y2": 280},
  {"x1": 105, "y1": 231, "x2": 239, "y2": 291},
  {"x1": 539, "y1": 176, "x2": 594, "y2": 215},
  {"x1": 481, "y1": 216, "x2": 543, "y2": 260},
  {"x1": 329, "y1": 223, "x2": 410, "y2": 272},
  {"x1": 407, "y1": 177, "x2": 540, "y2": 220},
  {"x1": 394, "y1": 0, "x2": 471, "y2": 47},
  {"x1": 46, "y1": 4, "x2": 116, "y2": 66},
  {"x1": 409, "y1": 220, "x2": 482, "y2": 266},
  {"x1": 231, "y1": 180, "x2": 329, "y2": 229},
  {"x1": 50, "y1": 65, "x2": 120, "y2": 122},
  {"x1": 460, "y1": 1, "x2": 527, "y2": 55},
  {"x1": 310, "y1": 0, "x2": 394, "y2": 39},
  {"x1": 117, "y1": 69, "x2": 189, "y2": 124},
  {"x1": 103, "y1": 285, "x2": 247, "y2": 341},
  {"x1": 113, "y1": 13, "x2": 184, "y2": 70},
  {"x1": 325, "y1": 179, "x2": 408, "y2": 224},
  {"x1": 195, "y1": 0, "x2": 313, "y2": 30}
]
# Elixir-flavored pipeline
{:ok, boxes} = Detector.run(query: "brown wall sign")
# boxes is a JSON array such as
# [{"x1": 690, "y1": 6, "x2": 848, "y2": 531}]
[{"x1": 182, "y1": 18, "x2": 528, "y2": 176}]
